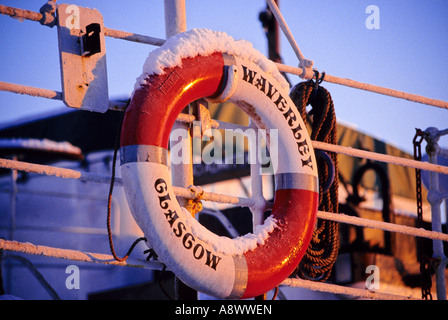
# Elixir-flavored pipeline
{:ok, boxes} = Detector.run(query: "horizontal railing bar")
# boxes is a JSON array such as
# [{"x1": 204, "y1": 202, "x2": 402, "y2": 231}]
[
  {"x1": 317, "y1": 211, "x2": 448, "y2": 242},
  {"x1": 0, "y1": 4, "x2": 42, "y2": 22},
  {"x1": 280, "y1": 277, "x2": 418, "y2": 300},
  {"x1": 0, "y1": 81, "x2": 62, "y2": 100},
  {"x1": 171, "y1": 113, "x2": 448, "y2": 176},
  {"x1": 0, "y1": 158, "x2": 112, "y2": 183},
  {"x1": 1, "y1": 157, "x2": 447, "y2": 243},
  {"x1": 312, "y1": 141, "x2": 448, "y2": 175},
  {"x1": 0, "y1": 237, "x2": 420, "y2": 299},
  {"x1": 104, "y1": 27, "x2": 165, "y2": 46},
  {"x1": 173, "y1": 185, "x2": 255, "y2": 207},
  {"x1": 0, "y1": 158, "x2": 256, "y2": 207},
  {"x1": 275, "y1": 63, "x2": 448, "y2": 111},
  {"x1": 0, "y1": 239, "x2": 165, "y2": 270},
  {"x1": 0, "y1": 81, "x2": 130, "y2": 111},
  {"x1": 0, "y1": 5, "x2": 166, "y2": 47}
]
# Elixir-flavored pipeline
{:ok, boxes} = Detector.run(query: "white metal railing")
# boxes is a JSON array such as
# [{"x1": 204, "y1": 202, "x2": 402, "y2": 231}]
[
  {"x1": 1, "y1": 157, "x2": 447, "y2": 243},
  {"x1": 0, "y1": 1, "x2": 447, "y2": 300}
]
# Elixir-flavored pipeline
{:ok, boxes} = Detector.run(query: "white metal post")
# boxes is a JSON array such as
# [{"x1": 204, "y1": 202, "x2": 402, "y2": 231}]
[
  {"x1": 164, "y1": 0, "x2": 186, "y2": 38},
  {"x1": 9, "y1": 155, "x2": 17, "y2": 241},
  {"x1": 425, "y1": 127, "x2": 448, "y2": 300},
  {"x1": 164, "y1": 0, "x2": 191, "y2": 205},
  {"x1": 164, "y1": 0, "x2": 198, "y2": 300},
  {"x1": 249, "y1": 121, "x2": 267, "y2": 228}
]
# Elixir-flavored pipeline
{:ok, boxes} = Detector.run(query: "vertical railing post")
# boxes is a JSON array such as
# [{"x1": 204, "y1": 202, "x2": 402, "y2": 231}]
[
  {"x1": 249, "y1": 121, "x2": 267, "y2": 228},
  {"x1": 164, "y1": 0, "x2": 198, "y2": 300},
  {"x1": 425, "y1": 127, "x2": 448, "y2": 300},
  {"x1": 164, "y1": 0, "x2": 186, "y2": 39},
  {"x1": 249, "y1": 121, "x2": 269, "y2": 300},
  {"x1": 165, "y1": 0, "x2": 190, "y2": 202},
  {"x1": 8, "y1": 155, "x2": 18, "y2": 242}
]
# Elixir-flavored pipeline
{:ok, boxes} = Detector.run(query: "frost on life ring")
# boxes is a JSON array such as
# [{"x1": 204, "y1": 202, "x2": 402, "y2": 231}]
[{"x1": 120, "y1": 29, "x2": 319, "y2": 299}]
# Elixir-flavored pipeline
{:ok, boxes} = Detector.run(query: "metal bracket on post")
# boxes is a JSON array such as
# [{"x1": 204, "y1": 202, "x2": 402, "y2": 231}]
[
  {"x1": 80, "y1": 23, "x2": 102, "y2": 57},
  {"x1": 56, "y1": 4, "x2": 109, "y2": 113}
]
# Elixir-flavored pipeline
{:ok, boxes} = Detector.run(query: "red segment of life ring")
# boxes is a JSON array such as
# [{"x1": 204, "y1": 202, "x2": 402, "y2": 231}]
[
  {"x1": 120, "y1": 32, "x2": 318, "y2": 299},
  {"x1": 121, "y1": 53, "x2": 225, "y2": 148}
]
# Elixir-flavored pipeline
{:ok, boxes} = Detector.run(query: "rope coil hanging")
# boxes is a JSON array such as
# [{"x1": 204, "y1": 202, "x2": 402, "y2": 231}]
[{"x1": 290, "y1": 76, "x2": 340, "y2": 281}]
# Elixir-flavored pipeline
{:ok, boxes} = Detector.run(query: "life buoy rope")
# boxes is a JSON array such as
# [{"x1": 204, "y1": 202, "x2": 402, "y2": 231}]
[{"x1": 120, "y1": 29, "x2": 319, "y2": 299}]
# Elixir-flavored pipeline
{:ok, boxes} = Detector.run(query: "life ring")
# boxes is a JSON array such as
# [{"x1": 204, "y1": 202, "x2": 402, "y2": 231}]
[{"x1": 120, "y1": 29, "x2": 319, "y2": 299}]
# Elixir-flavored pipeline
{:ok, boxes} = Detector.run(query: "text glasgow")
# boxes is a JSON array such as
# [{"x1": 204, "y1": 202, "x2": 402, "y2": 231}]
[{"x1": 154, "y1": 178, "x2": 222, "y2": 270}]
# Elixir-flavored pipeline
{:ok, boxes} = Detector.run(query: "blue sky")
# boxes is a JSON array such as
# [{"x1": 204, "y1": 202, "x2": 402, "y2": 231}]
[{"x1": 0, "y1": 0, "x2": 447, "y2": 154}]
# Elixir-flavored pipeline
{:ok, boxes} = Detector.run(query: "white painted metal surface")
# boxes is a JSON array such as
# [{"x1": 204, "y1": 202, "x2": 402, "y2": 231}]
[
  {"x1": 56, "y1": 4, "x2": 109, "y2": 112},
  {"x1": 164, "y1": 0, "x2": 192, "y2": 210}
]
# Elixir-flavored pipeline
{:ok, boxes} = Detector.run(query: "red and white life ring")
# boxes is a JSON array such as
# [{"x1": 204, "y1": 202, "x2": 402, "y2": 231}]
[{"x1": 120, "y1": 29, "x2": 318, "y2": 299}]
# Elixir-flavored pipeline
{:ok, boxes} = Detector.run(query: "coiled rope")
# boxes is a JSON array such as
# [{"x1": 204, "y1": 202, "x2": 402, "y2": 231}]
[{"x1": 290, "y1": 77, "x2": 340, "y2": 281}]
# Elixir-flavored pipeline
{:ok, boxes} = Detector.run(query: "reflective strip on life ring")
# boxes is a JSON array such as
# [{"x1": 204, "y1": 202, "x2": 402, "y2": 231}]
[{"x1": 120, "y1": 32, "x2": 319, "y2": 299}]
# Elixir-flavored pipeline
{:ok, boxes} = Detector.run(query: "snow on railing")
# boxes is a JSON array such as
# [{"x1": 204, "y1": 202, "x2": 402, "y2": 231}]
[
  {"x1": 0, "y1": 1, "x2": 447, "y2": 300},
  {"x1": 1, "y1": 157, "x2": 447, "y2": 244}
]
